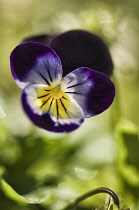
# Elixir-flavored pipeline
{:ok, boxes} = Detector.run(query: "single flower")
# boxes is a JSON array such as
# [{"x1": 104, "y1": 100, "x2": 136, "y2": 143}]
[{"x1": 10, "y1": 42, "x2": 115, "y2": 133}]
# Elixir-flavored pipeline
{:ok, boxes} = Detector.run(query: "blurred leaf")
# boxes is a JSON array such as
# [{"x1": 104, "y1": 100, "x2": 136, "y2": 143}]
[
  {"x1": 95, "y1": 205, "x2": 107, "y2": 210},
  {"x1": 0, "y1": 171, "x2": 53, "y2": 205},
  {"x1": 116, "y1": 119, "x2": 139, "y2": 186},
  {"x1": 95, "y1": 203, "x2": 130, "y2": 210},
  {"x1": 122, "y1": 208, "x2": 130, "y2": 210},
  {"x1": 109, "y1": 204, "x2": 119, "y2": 210},
  {"x1": 94, "y1": 203, "x2": 119, "y2": 210},
  {"x1": 124, "y1": 209, "x2": 130, "y2": 210},
  {"x1": 0, "y1": 165, "x2": 6, "y2": 176},
  {"x1": 0, "y1": 178, "x2": 28, "y2": 205}
]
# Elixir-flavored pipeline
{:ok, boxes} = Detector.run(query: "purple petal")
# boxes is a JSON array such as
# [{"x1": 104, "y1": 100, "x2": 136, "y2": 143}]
[
  {"x1": 10, "y1": 42, "x2": 63, "y2": 89},
  {"x1": 21, "y1": 34, "x2": 56, "y2": 45},
  {"x1": 21, "y1": 84, "x2": 84, "y2": 133},
  {"x1": 62, "y1": 67, "x2": 115, "y2": 117},
  {"x1": 50, "y1": 30, "x2": 113, "y2": 77}
]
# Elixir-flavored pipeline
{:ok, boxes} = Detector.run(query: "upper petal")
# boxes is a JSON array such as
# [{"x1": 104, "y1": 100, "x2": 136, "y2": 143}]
[
  {"x1": 10, "y1": 42, "x2": 63, "y2": 89},
  {"x1": 50, "y1": 30, "x2": 113, "y2": 77},
  {"x1": 62, "y1": 67, "x2": 115, "y2": 118}
]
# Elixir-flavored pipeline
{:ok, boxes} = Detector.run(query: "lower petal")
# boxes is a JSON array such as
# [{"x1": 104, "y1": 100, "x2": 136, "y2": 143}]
[{"x1": 22, "y1": 84, "x2": 84, "y2": 133}]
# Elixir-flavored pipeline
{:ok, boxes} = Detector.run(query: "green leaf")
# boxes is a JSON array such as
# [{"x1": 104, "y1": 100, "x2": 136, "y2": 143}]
[
  {"x1": 95, "y1": 204, "x2": 108, "y2": 210},
  {"x1": 95, "y1": 204, "x2": 119, "y2": 210},
  {"x1": 116, "y1": 119, "x2": 139, "y2": 186},
  {"x1": 0, "y1": 167, "x2": 53, "y2": 205},
  {"x1": 122, "y1": 208, "x2": 130, "y2": 210},
  {"x1": 109, "y1": 204, "x2": 118, "y2": 210},
  {"x1": 0, "y1": 178, "x2": 28, "y2": 205}
]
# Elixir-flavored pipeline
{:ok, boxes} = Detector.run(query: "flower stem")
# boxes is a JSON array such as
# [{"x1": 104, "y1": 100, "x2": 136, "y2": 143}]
[{"x1": 61, "y1": 187, "x2": 120, "y2": 210}]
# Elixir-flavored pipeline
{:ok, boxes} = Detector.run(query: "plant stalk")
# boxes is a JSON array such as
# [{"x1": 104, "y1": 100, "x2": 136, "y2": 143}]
[{"x1": 61, "y1": 187, "x2": 120, "y2": 210}]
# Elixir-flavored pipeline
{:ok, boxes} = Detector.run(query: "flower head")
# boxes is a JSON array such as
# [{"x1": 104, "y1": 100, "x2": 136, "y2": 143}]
[{"x1": 10, "y1": 37, "x2": 115, "y2": 133}]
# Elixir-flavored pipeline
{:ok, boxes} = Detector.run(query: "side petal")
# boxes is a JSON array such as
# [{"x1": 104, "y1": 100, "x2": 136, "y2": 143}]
[
  {"x1": 10, "y1": 42, "x2": 63, "y2": 89},
  {"x1": 21, "y1": 84, "x2": 84, "y2": 133},
  {"x1": 50, "y1": 30, "x2": 113, "y2": 77},
  {"x1": 62, "y1": 67, "x2": 115, "y2": 118}
]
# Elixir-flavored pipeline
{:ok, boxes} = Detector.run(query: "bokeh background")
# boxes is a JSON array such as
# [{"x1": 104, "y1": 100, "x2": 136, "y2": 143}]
[{"x1": 0, "y1": 0, "x2": 139, "y2": 209}]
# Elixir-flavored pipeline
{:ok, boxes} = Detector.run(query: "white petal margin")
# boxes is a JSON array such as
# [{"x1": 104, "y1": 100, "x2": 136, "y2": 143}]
[
  {"x1": 23, "y1": 84, "x2": 50, "y2": 115},
  {"x1": 61, "y1": 67, "x2": 94, "y2": 117},
  {"x1": 23, "y1": 84, "x2": 84, "y2": 128}
]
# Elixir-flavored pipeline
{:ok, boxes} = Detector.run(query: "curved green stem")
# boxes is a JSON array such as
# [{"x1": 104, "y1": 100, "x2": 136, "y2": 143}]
[{"x1": 62, "y1": 187, "x2": 120, "y2": 210}]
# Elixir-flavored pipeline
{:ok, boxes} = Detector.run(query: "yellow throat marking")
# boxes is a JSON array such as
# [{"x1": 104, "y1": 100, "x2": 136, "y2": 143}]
[{"x1": 36, "y1": 85, "x2": 70, "y2": 119}]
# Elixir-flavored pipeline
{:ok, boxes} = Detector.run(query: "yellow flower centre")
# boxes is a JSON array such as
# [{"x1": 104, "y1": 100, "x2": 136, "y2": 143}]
[
  {"x1": 50, "y1": 85, "x2": 63, "y2": 99},
  {"x1": 35, "y1": 84, "x2": 70, "y2": 119}
]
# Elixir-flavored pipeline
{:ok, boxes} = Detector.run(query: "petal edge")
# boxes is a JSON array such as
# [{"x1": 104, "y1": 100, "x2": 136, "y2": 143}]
[{"x1": 62, "y1": 67, "x2": 115, "y2": 117}]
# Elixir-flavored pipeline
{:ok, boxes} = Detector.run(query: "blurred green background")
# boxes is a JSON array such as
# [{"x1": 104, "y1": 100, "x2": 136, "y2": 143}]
[{"x1": 0, "y1": 0, "x2": 139, "y2": 209}]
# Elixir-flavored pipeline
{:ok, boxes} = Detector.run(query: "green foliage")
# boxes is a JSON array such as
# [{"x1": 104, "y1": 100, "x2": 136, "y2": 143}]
[{"x1": 116, "y1": 120, "x2": 139, "y2": 187}]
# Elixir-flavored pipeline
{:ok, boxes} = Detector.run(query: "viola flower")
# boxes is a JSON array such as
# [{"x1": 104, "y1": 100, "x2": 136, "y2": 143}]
[{"x1": 10, "y1": 42, "x2": 115, "y2": 133}]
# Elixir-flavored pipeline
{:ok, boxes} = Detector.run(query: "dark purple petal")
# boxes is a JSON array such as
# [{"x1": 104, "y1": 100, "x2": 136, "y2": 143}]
[
  {"x1": 50, "y1": 30, "x2": 113, "y2": 77},
  {"x1": 63, "y1": 67, "x2": 115, "y2": 117},
  {"x1": 21, "y1": 90, "x2": 84, "y2": 133},
  {"x1": 21, "y1": 34, "x2": 56, "y2": 45},
  {"x1": 10, "y1": 42, "x2": 63, "y2": 89}
]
